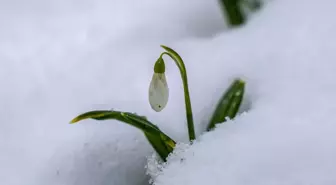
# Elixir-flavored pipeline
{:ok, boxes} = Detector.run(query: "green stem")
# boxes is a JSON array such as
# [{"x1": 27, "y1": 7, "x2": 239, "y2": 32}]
[{"x1": 160, "y1": 46, "x2": 196, "y2": 141}]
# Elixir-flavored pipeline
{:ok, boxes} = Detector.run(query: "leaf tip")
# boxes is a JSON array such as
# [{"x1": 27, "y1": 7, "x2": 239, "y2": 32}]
[
  {"x1": 160, "y1": 45, "x2": 170, "y2": 51},
  {"x1": 69, "y1": 117, "x2": 81, "y2": 124},
  {"x1": 235, "y1": 78, "x2": 245, "y2": 85}
]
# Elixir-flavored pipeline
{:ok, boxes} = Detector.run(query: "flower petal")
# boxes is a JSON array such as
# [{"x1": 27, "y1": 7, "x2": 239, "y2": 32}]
[{"x1": 149, "y1": 73, "x2": 169, "y2": 112}]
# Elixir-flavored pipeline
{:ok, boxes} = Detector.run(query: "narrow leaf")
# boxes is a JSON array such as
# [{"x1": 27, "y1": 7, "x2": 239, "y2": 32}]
[
  {"x1": 141, "y1": 119, "x2": 175, "y2": 161},
  {"x1": 207, "y1": 79, "x2": 245, "y2": 131},
  {"x1": 159, "y1": 133, "x2": 175, "y2": 151},
  {"x1": 219, "y1": 0, "x2": 246, "y2": 27},
  {"x1": 225, "y1": 80, "x2": 245, "y2": 119},
  {"x1": 145, "y1": 132, "x2": 174, "y2": 161},
  {"x1": 70, "y1": 110, "x2": 159, "y2": 133},
  {"x1": 124, "y1": 113, "x2": 176, "y2": 151},
  {"x1": 70, "y1": 110, "x2": 120, "y2": 123},
  {"x1": 70, "y1": 110, "x2": 176, "y2": 161}
]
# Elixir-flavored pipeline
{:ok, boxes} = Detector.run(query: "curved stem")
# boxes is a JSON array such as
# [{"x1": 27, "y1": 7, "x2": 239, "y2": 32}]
[{"x1": 160, "y1": 46, "x2": 196, "y2": 141}]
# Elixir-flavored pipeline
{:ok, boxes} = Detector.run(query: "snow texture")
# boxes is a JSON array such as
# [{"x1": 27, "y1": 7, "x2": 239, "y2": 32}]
[{"x1": 1, "y1": 0, "x2": 336, "y2": 185}]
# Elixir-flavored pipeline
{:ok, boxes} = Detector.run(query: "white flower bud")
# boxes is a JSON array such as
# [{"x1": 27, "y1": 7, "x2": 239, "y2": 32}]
[{"x1": 148, "y1": 73, "x2": 169, "y2": 112}]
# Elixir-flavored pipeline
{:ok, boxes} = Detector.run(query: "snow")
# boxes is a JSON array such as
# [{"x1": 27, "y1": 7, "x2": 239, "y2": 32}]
[
  {"x1": 1, "y1": 0, "x2": 336, "y2": 185},
  {"x1": 148, "y1": 0, "x2": 336, "y2": 185}
]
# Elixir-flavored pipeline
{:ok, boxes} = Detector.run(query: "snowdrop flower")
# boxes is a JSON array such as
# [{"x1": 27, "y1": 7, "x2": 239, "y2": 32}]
[{"x1": 149, "y1": 57, "x2": 169, "y2": 112}]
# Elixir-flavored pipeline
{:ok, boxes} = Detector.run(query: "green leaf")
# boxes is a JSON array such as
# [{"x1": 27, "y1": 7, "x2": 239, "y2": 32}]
[
  {"x1": 207, "y1": 79, "x2": 245, "y2": 131},
  {"x1": 219, "y1": 0, "x2": 246, "y2": 27},
  {"x1": 70, "y1": 110, "x2": 158, "y2": 133},
  {"x1": 70, "y1": 110, "x2": 175, "y2": 161},
  {"x1": 144, "y1": 132, "x2": 175, "y2": 161}
]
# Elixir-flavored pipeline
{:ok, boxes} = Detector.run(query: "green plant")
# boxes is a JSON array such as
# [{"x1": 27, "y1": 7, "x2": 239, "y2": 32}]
[
  {"x1": 218, "y1": 0, "x2": 262, "y2": 27},
  {"x1": 219, "y1": 0, "x2": 245, "y2": 26},
  {"x1": 70, "y1": 111, "x2": 175, "y2": 160},
  {"x1": 207, "y1": 79, "x2": 245, "y2": 131},
  {"x1": 149, "y1": 45, "x2": 195, "y2": 141},
  {"x1": 70, "y1": 45, "x2": 245, "y2": 162}
]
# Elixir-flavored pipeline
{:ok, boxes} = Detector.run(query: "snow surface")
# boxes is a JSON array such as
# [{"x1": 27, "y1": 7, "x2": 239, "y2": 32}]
[{"x1": 1, "y1": 0, "x2": 336, "y2": 185}]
